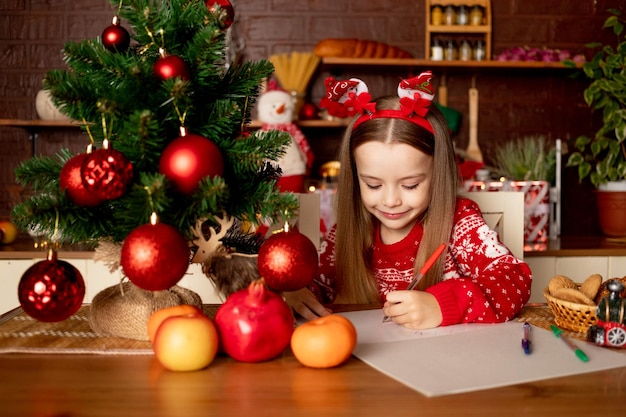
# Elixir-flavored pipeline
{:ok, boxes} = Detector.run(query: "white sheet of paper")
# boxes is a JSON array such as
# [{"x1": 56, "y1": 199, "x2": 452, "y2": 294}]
[{"x1": 339, "y1": 309, "x2": 626, "y2": 397}]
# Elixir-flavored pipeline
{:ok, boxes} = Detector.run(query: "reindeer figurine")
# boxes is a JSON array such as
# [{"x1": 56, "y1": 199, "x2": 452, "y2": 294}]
[{"x1": 192, "y1": 213, "x2": 261, "y2": 299}]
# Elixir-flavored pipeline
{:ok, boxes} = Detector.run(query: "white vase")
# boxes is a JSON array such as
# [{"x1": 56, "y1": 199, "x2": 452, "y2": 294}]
[{"x1": 35, "y1": 89, "x2": 71, "y2": 121}]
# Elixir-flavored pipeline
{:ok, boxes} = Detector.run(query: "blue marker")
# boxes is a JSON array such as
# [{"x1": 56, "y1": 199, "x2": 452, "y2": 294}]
[{"x1": 521, "y1": 322, "x2": 531, "y2": 354}]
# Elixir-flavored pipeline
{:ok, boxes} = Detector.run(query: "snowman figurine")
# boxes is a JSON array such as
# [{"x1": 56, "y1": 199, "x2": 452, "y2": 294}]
[{"x1": 257, "y1": 81, "x2": 314, "y2": 193}]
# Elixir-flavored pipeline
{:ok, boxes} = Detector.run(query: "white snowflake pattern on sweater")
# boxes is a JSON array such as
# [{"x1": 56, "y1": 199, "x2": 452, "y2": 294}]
[{"x1": 312, "y1": 198, "x2": 532, "y2": 326}]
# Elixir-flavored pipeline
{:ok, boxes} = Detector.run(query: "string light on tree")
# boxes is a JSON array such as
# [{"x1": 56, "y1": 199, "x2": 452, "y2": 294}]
[
  {"x1": 257, "y1": 223, "x2": 318, "y2": 292},
  {"x1": 159, "y1": 127, "x2": 224, "y2": 195},
  {"x1": 18, "y1": 248, "x2": 85, "y2": 322},
  {"x1": 120, "y1": 213, "x2": 191, "y2": 291},
  {"x1": 101, "y1": 15, "x2": 131, "y2": 53}
]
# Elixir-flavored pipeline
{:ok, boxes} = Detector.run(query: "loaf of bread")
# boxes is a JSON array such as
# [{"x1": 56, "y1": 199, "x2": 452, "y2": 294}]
[{"x1": 313, "y1": 38, "x2": 413, "y2": 59}]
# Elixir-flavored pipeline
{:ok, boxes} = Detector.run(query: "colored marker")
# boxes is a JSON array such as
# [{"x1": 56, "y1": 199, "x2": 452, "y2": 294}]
[
  {"x1": 550, "y1": 324, "x2": 589, "y2": 362},
  {"x1": 521, "y1": 322, "x2": 531, "y2": 354},
  {"x1": 382, "y1": 243, "x2": 447, "y2": 323}
]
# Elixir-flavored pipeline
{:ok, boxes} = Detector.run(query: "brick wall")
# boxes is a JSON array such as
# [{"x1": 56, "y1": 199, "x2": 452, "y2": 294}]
[{"x1": 0, "y1": 0, "x2": 624, "y2": 235}]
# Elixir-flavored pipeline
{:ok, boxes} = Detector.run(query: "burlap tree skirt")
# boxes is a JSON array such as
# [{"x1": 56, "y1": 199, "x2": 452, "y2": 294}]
[{"x1": 88, "y1": 281, "x2": 202, "y2": 341}]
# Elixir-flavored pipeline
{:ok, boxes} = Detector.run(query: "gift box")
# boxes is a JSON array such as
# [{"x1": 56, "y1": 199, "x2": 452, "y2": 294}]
[{"x1": 463, "y1": 180, "x2": 551, "y2": 243}]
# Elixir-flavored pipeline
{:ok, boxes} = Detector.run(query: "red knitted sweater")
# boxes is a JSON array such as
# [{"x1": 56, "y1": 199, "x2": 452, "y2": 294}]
[{"x1": 312, "y1": 197, "x2": 532, "y2": 326}]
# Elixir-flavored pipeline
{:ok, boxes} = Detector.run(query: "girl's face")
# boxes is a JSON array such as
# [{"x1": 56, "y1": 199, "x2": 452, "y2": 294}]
[{"x1": 354, "y1": 141, "x2": 433, "y2": 245}]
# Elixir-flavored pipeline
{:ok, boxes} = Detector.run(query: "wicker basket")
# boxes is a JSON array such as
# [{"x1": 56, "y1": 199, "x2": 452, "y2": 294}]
[{"x1": 543, "y1": 287, "x2": 597, "y2": 333}]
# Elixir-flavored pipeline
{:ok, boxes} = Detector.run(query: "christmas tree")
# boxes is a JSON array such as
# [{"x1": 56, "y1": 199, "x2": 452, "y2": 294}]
[{"x1": 11, "y1": 0, "x2": 299, "y2": 330}]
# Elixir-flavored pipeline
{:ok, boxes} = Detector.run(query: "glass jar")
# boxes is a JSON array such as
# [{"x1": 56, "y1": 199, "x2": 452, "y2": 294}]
[
  {"x1": 459, "y1": 39, "x2": 472, "y2": 61},
  {"x1": 431, "y1": 38, "x2": 443, "y2": 61},
  {"x1": 470, "y1": 5, "x2": 484, "y2": 25},
  {"x1": 456, "y1": 5, "x2": 469, "y2": 25},
  {"x1": 444, "y1": 5, "x2": 456, "y2": 25},
  {"x1": 444, "y1": 40, "x2": 457, "y2": 61},
  {"x1": 474, "y1": 40, "x2": 486, "y2": 61},
  {"x1": 431, "y1": 6, "x2": 443, "y2": 25}
]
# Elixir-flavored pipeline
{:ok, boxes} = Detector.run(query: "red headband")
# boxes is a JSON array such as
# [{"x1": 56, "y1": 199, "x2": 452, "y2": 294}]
[{"x1": 319, "y1": 71, "x2": 435, "y2": 133}]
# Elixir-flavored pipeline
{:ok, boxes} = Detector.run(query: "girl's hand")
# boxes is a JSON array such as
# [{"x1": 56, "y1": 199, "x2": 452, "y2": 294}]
[
  {"x1": 283, "y1": 288, "x2": 332, "y2": 320},
  {"x1": 383, "y1": 290, "x2": 443, "y2": 329}
]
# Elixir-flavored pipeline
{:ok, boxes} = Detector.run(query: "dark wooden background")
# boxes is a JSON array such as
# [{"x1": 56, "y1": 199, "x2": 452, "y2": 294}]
[{"x1": 1, "y1": 0, "x2": 623, "y2": 236}]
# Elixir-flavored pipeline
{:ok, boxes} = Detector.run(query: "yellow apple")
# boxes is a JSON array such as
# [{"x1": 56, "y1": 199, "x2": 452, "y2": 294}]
[
  {"x1": 147, "y1": 304, "x2": 203, "y2": 343},
  {"x1": 0, "y1": 220, "x2": 19, "y2": 244},
  {"x1": 152, "y1": 313, "x2": 219, "y2": 372}
]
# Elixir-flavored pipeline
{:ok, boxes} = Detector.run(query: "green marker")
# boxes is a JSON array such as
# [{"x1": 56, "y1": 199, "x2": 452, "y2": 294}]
[{"x1": 550, "y1": 324, "x2": 589, "y2": 362}]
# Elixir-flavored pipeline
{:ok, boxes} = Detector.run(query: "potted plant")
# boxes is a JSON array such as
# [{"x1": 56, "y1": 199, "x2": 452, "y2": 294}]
[
  {"x1": 491, "y1": 135, "x2": 557, "y2": 243},
  {"x1": 566, "y1": 8, "x2": 626, "y2": 236}
]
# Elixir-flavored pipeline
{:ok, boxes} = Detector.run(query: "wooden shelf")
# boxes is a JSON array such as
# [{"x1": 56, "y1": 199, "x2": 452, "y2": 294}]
[
  {"x1": 426, "y1": 0, "x2": 492, "y2": 60},
  {"x1": 321, "y1": 57, "x2": 582, "y2": 70},
  {"x1": 427, "y1": 24, "x2": 491, "y2": 34},
  {"x1": 0, "y1": 118, "x2": 84, "y2": 128}
]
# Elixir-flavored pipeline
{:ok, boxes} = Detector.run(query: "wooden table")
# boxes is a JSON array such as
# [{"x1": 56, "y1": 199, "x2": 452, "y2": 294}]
[{"x1": 1, "y1": 305, "x2": 625, "y2": 416}]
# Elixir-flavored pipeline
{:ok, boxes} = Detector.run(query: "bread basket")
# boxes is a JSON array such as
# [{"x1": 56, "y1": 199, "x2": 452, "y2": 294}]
[{"x1": 543, "y1": 287, "x2": 597, "y2": 333}]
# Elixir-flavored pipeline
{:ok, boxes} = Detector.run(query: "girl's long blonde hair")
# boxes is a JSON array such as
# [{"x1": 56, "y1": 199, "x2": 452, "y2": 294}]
[{"x1": 333, "y1": 97, "x2": 459, "y2": 303}]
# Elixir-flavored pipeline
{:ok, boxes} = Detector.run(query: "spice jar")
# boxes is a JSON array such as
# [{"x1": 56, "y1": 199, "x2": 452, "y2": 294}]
[
  {"x1": 431, "y1": 6, "x2": 443, "y2": 25},
  {"x1": 459, "y1": 39, "x2": 472, "y2": 61},
  {"x1": 456, "y1": 5, "x2": 469, "y2": 25},
  {"x1": 431, "y1": 38, "x2": 443, "y2": 61},
  {"x1": 470, "y1": 5, "x2": 484, "y2": 25},
  {"x1": 474, "y1": 40, "x2": 486, "y2": 61},
  {"x1": 444, "y1": 40, "x2": 457, "y2": 61},
  {"x1": 444, "y1": 5, "x2": 456, "y2": 25}
]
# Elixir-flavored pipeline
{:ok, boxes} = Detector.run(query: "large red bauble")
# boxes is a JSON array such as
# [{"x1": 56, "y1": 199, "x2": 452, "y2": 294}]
[
  {"x1": 81, "y1": 148, "x2": 133, "y2": 201},
  {"x1": 205, "y1": 0, "x2": 235, "y2": 29},
  {"x1": 215, "y1": 279, "x2": 294, "y2": 362},
  {"x1": 153, "y1": 55, "x2": 190, "y2": 81},
  {"x1": 159, "y1": 133, "x2": 224, "y2": 195},
  {"x1": 60, "y1": 153, "x2": 103, "y2": 207},
  {"x1": 102, "y1": 22, "x2": 130, "y2": 52},
  {"x1": 257, "y1": 229, "x2": 318, "y2": 292},
  {"x1": 120, "y1": 222, "x2": 190, "y2": 291},
  {"x1": 18, "y1": 251, "x2": 85, "y2": 322}
]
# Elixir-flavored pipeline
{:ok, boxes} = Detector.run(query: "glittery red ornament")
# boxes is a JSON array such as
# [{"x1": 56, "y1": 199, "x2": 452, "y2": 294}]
[
  {"x1": 153, "y1": 55, "x2": 190, "y2": 81},
  {"x1": 159, "y1": 133, "x2": 224, "y2": 194},
  {"x1": 81, "y1": 145, "x2": 133, "y2": 201},
  {"x1": 120, "y1": 222, "x2": 190, "y2": 291},
  {"x1": 257, "y1": 228, "x2": 318, "y2": 292},
  {"x1": 101, "y1": 16, "x2": 130, "y2": 52},
  {"x1": 18, "y1": 250, "x2": 85, "y2": 322},
  {"x1": 60, "y1": 153, "x2": 103, "y2": 207},
  {"x1": 205, "y1": 0, "x2": 235, "y2": 30}
]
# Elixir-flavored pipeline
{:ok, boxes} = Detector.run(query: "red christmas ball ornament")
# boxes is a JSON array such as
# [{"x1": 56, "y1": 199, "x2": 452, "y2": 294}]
[
  {"x1": 257, "y1": 226, "x2": 318, "y2": 292},
  {"x1": 18, "y1": 250, "x2": 85, "y2": 322},
  {"x1": 120, "y1": 220, "x2": 190, "y2": 291},
  {"x1": 81, "y1": 142, "x2": 133, "y2": 201},
  {"x1": 153, "y1": 52, "x2": 190, "y2": 81},
  {"x1": 60, "y1": 153, "x2": 104, "y2": 207},
  {"x1": 101, "y1": 16, "x2": 130, "y2": 53},
  {"x1": 298, "y1": 102, "x2": 320, "y2": 121},
  {"x1": 159, "y1": 132, "x2": 224, "y2": 194},
  {"x1": 206, "y1": 0, "x2": 235, "y2": 30}
]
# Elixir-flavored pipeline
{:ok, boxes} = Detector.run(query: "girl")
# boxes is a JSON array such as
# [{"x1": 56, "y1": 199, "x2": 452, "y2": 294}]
[{"x1": 285, "y1": 72, "x2": 532, "y2": 329}]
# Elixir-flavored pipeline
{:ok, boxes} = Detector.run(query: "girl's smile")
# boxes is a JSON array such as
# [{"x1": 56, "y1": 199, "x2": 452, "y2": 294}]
[{"x1": 354, "y1": 141, "x2": 433, "y2": 245}]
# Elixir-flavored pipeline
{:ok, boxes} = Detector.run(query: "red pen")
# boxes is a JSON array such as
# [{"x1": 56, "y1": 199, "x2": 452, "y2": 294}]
[{"x1": 383, "y1": 243, "x2": 447, "y2": 322}]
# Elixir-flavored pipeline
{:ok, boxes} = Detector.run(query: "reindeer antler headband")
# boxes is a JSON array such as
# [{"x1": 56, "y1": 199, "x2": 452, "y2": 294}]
[{"x1": 319, "y1": 70, "x2": 435, "y2": 133}]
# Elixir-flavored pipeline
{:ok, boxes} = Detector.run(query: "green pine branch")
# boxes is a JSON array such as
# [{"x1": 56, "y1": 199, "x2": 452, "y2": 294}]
[{"x1": 12, "y1": 0, "x2": 297, "y2": 250}]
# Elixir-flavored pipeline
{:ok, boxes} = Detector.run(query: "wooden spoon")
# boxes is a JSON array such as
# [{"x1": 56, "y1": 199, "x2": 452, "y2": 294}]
[{"x1": 465, "y1": 79, "x2": 483, "y2": 162}]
